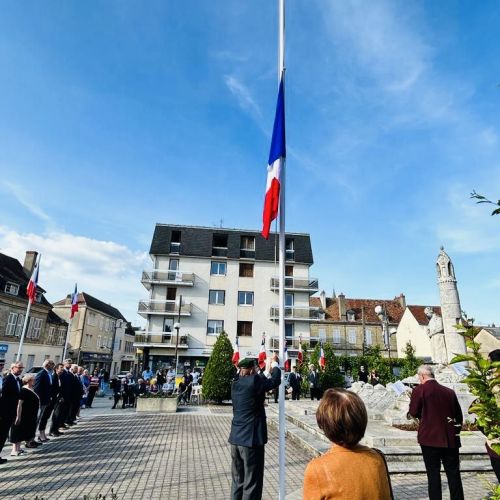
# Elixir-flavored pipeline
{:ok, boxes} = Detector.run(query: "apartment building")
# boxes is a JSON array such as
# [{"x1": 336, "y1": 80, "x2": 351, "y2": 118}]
[
  {"x1": 136, "y1": 224, "x2": 318, "y2": 372},
  {"x1": 0, "y1": 251, "x2": 68, "y2": 370},
  {"x1": 309, "y1": 292, "x2": 405, "y2": 359},
  {"x1": 53, "y1": 292, "x2": 128, "y2": 374}
]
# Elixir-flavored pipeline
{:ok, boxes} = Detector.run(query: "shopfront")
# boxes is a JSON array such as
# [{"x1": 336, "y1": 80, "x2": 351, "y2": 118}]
[{"x1": 80, "y1": 351, "x2": 112, "y2": 373}]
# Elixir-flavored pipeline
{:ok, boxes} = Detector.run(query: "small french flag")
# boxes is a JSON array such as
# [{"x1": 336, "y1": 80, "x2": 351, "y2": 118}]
[
  {"x1": 70, "y1": 283, "x2": 79, "y2": 319},
  {"x1": 284, "y1": 344, "x2": 291, "y2": 372},
  {"x1": 232, "y1": 336, "x2": 240, "y2": 367},
  {"x1": 297, "y1": 336, "x2": 303, "y2": 366},
  {"x1": 26, "y1": 255, "x2": 40, "y2": 304},
  {"x1": 258, "y1": 335, "x2": 267, "y2": 369},
  {"x1": 319, "y1": 345, "x2": 326, "y2": 369}
]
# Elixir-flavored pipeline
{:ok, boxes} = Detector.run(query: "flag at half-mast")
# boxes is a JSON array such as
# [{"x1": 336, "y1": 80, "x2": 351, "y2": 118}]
[
  {"x1": 258, "y1": 335, "x2": 267, "y2": 368},
  {"x1": 262, "y1": 75, "x2": 286, "y2": 239},
  {"x1": 232, "y1": 336, "x2": 240, "y2": 367},
  {"x1": 70, "y1": 284, "x2": 79, "y2": 319},
  {"x1": 26, "y1": 255, "x2": 40, "y2": 304},
  {"x1": 297, "y1": 336, "x2": 303, "y2": 366}
]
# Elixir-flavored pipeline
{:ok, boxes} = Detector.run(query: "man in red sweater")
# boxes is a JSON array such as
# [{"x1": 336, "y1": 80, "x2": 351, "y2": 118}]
[{"x1": 409, "y1": 364, "x2": 464, "y2": 500}]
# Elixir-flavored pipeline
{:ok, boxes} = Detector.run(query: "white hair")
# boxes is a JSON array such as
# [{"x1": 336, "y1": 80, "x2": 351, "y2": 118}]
[
  {"x1": 417, "y1": 365, "x2": 435, "y2": 378},
  {"x1": 22, "y1": 374, "x2": 36, "y2": 384}
]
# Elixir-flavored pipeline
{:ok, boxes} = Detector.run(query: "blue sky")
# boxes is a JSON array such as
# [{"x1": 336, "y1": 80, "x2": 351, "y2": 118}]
[{"x1": 0, "y1": 1, "x2": 499, "y2": 326}]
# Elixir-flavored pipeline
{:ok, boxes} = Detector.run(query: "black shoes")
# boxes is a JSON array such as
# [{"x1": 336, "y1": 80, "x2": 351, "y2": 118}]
[{"x1": 49, "y1": 431, "x2": 62, "y2": 437}]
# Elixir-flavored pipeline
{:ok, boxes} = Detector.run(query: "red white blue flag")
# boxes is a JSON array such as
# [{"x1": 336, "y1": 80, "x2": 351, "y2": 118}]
[
  {"x1": 262, "y1": 75, "x2": 286, "y2": 239},
  {"x1": 70, "y1": 283, "x2": 79, "y2": 319},
  {"x1": 26, "y1": 255, "x2": 40, "y2": 304},
  {"x1": 284, "y1": 344, "x2": 291, "y2": 372},
  {"x1": 232, "y1": 336, "x2": 240, "y2": 367},
  {"x1": 297, "y1": 337, "x2": 303, "y2": 366},
  {"x1": 319, "y1": 345, "x2": 326, "y2": 369},
  {"x1": 258, "y1": 335, "x2": 267, "y2": 368}
]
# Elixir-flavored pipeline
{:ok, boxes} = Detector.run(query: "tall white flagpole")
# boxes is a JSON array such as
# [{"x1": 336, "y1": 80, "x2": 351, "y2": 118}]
[
  {"x1": 62, "y1": 316, "x2": 73, "y2": 360},
  {"x1": 278, "y1": 0, "x2": 286, "y2": 499}
]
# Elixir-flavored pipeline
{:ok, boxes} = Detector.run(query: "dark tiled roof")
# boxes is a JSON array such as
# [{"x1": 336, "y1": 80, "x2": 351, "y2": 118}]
[
  {"x1": 407, "y1": 305, "x2": 442, "y2": 325},
  {"x1": 481, "y1": 327, "x2": 500, "y2": 340},
  {"x1": 149, "y1": 224, "x2": 314, "y2": 265},
  {"x1": 47, "y1": 309, "x2": 68, "y2": 325},
  {"x1": 82, "y1": 292, "x2": 126, "y2": 321},
  {"x1": 310, "y1": 296, "x2": 405, "y2": 324}
]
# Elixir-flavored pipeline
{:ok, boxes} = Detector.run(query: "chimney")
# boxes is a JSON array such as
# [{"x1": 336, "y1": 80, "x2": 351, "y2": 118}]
[
  {"x1": 319, "y1": 290, "x2": 326, "y2": 310},
  {"x1": 337, "y1": 293, "x2": 347, "y2": 321},
  {"x1": 396, "y1": 293, "x2": 406, "y2": 309},
  {"x1": 23, "y1": 251, "x2": 38, "y2": 277}
]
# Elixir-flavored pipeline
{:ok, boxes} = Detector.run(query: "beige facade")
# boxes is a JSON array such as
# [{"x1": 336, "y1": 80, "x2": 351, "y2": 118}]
[{"x1": 473, "y1": 328, "x2": 500, "y2": 358}]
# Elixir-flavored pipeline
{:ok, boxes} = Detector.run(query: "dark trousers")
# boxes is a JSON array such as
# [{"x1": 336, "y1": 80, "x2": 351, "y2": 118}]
[
  {"x1": 231, "y1": 444, "x2": 265, "y2": 500},
  {"x1": 310, "y1": 387, "x2": 320, "y2": 400},
  {"x1": 112, "y1": 393, "x2": 120, "y2": 408},
  {"x1": 0, "y1": 414, "x2": 15, "y2": 451},
  {"x1": 86, "y1": 387, "x2": 98, "y2": 408},
  {"x1": 490, "y1": 455, "x2": 500, "y2": 482},
  {"x1": 291, "y1": 387, "x2": 301, "y2": 400},
  {"x1": 38, "y1": 401, "x2": 55, "y2": 432},
  {"x1": 50, "y1": 399, "x2": 68, "y2": 432},
  {"x1": 421, "y1": 445, "x2": 464, "y2": 500},
  {"x1": 68, "y1": 400, "x2": 79, "y2": 423}
]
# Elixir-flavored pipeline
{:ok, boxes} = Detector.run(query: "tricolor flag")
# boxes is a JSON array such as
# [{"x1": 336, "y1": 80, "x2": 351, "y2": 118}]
[
  {"x1": 232, "y1": 336, "x2": 240, "y2": 367},
  {"x1": 26, "y1": 255, "x2": 40, "y2": 304},
  {"x1": 319, "y1": 345, "x2": 326, "y2": 369},
  {"x1": 284, "y1": 344, "x2": 291, "y2": 372},
  {"x1": 258, "y1": 336, "x2": 267, "y2": 369},
  {"x1": 297, "y1": 336, "x2": 303, "y2": 366},
  {"x1": 70, "y1": 284, "x2": 79, "y2": 319},
  {"x1": 262, "y1": 76, "x2": 286, "y2": 239}
]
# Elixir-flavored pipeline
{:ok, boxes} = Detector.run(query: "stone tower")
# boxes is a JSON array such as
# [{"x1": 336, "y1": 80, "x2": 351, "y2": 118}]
[{"x1": 436, "y1": 247, "x2": 466, "y2": 362}]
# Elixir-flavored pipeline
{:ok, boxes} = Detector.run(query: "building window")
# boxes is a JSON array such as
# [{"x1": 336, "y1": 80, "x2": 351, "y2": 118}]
[
  {"x1": 365, "y1": 328, "x2": 373, "y2": 345},
  {"x1": 47, "y1": 327, "x2": 55, "y2": 343},
  {"x1": 27, "y1": 317, "x2": 42, "y2": 339},
  {"x1": 285, "y1": 293, "x2": 294, "y2": 307},
  {"x1": 169, "y1": 259, "x2": 179, "y2": 271},
  {"x1": 285, "y1": 265, "x2": 294, "y2": 277},
  {"x1": 238, "y1": 291, "x2": 254, "y2": 306},
  {"x1": 285, "y1": 238, "x2": 295, "y2": 261},
  {"x1": 163, "y1": 318, "x2": 174, "y2": 333},
  {"x1": 240, "y1": 236, "x2": 255, "y2": 258},
  {"x1": 4, "y1": 282, "x2": 19, "y2": 296},
  {"x1": 318, "y1": 328, "x2": 326, "y2": 342},
  {"x1": 333, "y1": 329, "x2": 341, "y2": 344},
  {"x1": 15, "y1": 315, "x2": 24, "y2": 337},
  {"x1": 239, "y1": 263, "x2": 254, "y2": 278},
  {"x1": 207, "y1": 320, "x2": 224, "y2": 336},
  {"x1": 347, "y1": 310, "x2": 356, "y2": 322},
  {"x1": 348, "y1": 328, "x2": 357, "y2": 344},
  {"x1": 87, "y1": 312, "x2": 97, "y2": 326},
  {"x1": 35, "y1": 292, "x2": 42, "y2": 303},
  {"x1": 285, "y1": 323, "x2": 294, "y2": 338},
  {"x1": 237, "y1": 321, "x2": 253, "y2": 337},
  {"x1": 212, "y1": 234, "x2": 228, "y2": 257},
  {"x1": 211, "y1": 261, "x2": 227, "y2": 276},
  {"x1": 170, "y1": 230, "x2": 181, "y2": 254},
  {"x1": 97, "y1": 335, "x2": 102, "y2": 348},
  {"x1": 209, "y1": 290, "x2": 225, "y2": 305},
  {"x1": 27, "y1": 354, "x2": 35, "y2": 371},
  {"x1": 57, "y1": 329, "x2": 66, "y2": 345},
  {"x1": 5, "y1": 312, "x2": 18, "y2": 336}
]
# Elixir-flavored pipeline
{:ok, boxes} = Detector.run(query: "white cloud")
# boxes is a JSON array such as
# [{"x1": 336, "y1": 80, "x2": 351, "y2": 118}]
[
  {"x1": 224, "y1": 75, "x2": 262, "y2": 119},
  {"x1": 0, "y1": 226, "x2": 148, "y2": 325}
]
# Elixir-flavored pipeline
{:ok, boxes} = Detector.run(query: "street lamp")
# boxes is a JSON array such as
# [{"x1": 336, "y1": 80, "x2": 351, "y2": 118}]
[{"x1": 374, "y1": 304, "x2": 397, "y2": 363}]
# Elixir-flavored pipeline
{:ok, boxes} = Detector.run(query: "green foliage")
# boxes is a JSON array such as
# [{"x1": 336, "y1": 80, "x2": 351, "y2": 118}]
[
  {"x1": 202, "y1": 331, "x2": 236, "y2": 404},
  {"x1": 400, "y1": 342, "x2": 421, "y2": 379},
  {"x1": 471, "y1": 190, "x2": 500, "y2": 216},
  {"x1": 297, "y1": 342, "x2": 312, "y2": 395},
  {"x1": 451, "y1": 325, "x2": 500, "y2": 455},
  {"x1": 318, "y1": 343, "x2": 344, "y2": 390},
  {"x1": 363, "y1": 345, "x2": 396, "y2": 385}
]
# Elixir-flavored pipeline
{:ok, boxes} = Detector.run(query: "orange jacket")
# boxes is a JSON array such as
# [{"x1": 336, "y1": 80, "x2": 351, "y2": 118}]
[{"x1": 303, "y1": 444, "x2": 392, "y2": 500}]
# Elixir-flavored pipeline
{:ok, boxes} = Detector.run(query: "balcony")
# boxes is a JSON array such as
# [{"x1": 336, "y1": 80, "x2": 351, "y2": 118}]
[
  {"x1": 141, "y1": 270, "x2": 195, "y2": 290},
  {"x1": 270, "y1": 305, "x2": 323, "y2": 322},
  {"x1": 133, "y1": 332, "x2": 189, "y2": 349},
  {"x1": 137, "y1": 300, "x2": 192, "y2": 318},
  {"x1": 212, "y1": 246, "x2": 228, "y2": 257},
  {"x1": 270, "y1": 276, "x2": 319, "y2": 294}
]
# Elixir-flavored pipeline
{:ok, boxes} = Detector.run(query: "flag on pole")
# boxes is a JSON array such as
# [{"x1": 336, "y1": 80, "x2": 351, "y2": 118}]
[
  {"x1": 232, "y1": 336, "x2": 240, "y2": 367},
  {"x1": 26, "y1": 255, "x2": 40, "y2": 304},
  {"x1": 297, "y1": 336, "x2": 303, "y2": 366},
  {"x1": 258, "y1": 335, "x2": 267, "y2": 369},
  {"x1": 70, "y1": 284, "x2": 79, "y2": 319},
  {"x1": 319, "y1": 344, "x2": 326, "y2": 369},
  {"x1": 284, "y1": 344, "x2": 291, "y2": 372},
  {"x1": 262, "y1": 76, "x2": 286, "y2": 239}
]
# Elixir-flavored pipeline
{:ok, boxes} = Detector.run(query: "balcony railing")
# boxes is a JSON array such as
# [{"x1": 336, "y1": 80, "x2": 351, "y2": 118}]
[
  {"x1": 141, "y1": 270, "x2": 195, "y2": 290},
  {"x1": 133, "y1": 332, "x2": 189, "y2": 348},
  {"x1": 270, "y1": 276, "x2": 319, "y2": 293},
  {"x1": 137, "y1": 300, "x2": 192, "y2": 318},
  {"x1": 212, "y1": 246, "x2": 228, "y2": 257},
  {"x1": 270, "y1": 306, "x2": 323, "y2": 321}
]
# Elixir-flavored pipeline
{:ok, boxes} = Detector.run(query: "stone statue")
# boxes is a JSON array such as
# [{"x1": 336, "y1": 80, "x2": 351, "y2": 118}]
[{"x1": 424, "y1": 307, "x2": 448, "y2": 365}]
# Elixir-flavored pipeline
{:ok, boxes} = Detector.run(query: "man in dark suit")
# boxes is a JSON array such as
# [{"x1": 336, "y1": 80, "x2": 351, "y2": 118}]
[
  {"x1": 0, "y1": 361, "x2": 24, "y2": 464},
  {"x1": 34, "y1": 359, "x2": 55, "y2": 442},
  {"x1": 289, "y1": 365, "x2": 302, "y2": 400},
  {"x1": 229, "y1": 356, "x2": 281, "y2": 500},
  {"x1": 409, "y1": 364, "x2": 464, "y2": 500},
  {"x1": 49, "y1": 363, "x2": 65, "y2": 436},
  {"x1": 308, "y1": 364, "x2": 320, "y2": 400}
]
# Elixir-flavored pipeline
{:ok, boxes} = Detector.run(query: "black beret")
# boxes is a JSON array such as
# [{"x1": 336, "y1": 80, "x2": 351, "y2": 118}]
[{"x1": 238, "y1": 358, "x2": 256, "y2": 369}]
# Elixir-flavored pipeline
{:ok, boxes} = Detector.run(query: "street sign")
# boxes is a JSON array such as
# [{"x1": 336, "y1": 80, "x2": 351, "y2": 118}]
[{"x1": 0, "y1": 344, "x2": 9, "y2": 354}]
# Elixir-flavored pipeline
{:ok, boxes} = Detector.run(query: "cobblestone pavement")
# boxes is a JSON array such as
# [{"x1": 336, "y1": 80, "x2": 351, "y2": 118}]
[{"x1": 0, "y1": 398, "x2": 496, "y2": 499}]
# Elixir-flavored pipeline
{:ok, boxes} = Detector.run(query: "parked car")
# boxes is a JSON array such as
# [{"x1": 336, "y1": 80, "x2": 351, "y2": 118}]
[{"x1": 26, "y1": 366, "x2": 43, "y2": 374}]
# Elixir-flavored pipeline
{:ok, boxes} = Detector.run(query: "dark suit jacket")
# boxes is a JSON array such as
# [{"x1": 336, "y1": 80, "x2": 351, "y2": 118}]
[
  {"x1": 229, "y1": 367, "x2": 281, "y2": 447},
  {"x1": 34, "y1": 369, "x2": 53, "y2": 405},
  {"x1": 308, "y1": 371, "x2": 320, "y2": 389},
  {"x1": 289, "y1": 372, "x2": 301, "y2": 390},
  {"x1": 59, "y1": 370, "x2": 73, "y2": 401},
  {"x1": 0, "y1": 373, "x2": 21, "y2": 418},
  {"x1": 409, "y1": 379, "x2": 463, "y2": 448}
]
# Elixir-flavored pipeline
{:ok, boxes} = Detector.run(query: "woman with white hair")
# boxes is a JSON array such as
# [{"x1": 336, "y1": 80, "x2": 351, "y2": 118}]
[{"x1": 10, "y1": 373, "x2": 40, "y2": 456}]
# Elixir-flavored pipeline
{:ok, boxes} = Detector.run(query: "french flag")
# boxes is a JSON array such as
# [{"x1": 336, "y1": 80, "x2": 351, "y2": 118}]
[
  {"x1": 319, "y1": 345, "x2": 326, "y2": 369},
  {"x1": 284, "y1": 344, "x2": 291, "y2": 372},
  {"x1": 70, "y1": 284, "x2": 79, "y2": 319},
  {"x1": 26, "y1": 255, "x2": 40, "y2": 304},
  {"x1": 297, "y1": 337, "x2": 303, "y2": 366},
  {"x1": 258, "y1": 335, "x2": 267, "y2": 369},
  {"x1": 232, "y1": 336, "x2": 240, "y2": 367},
  {"x1": 262, "y1": 76, "x2": 286, "y2": 239}
]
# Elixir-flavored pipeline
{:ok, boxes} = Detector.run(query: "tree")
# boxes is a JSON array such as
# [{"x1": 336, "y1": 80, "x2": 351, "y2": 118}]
[
  {"x1": 471, "y1": 190, "x2": 500, "y2": 216},
  {"x1": 202, "y1": 331, "x2": 235, "y2": 404},
  {"x1": 399, "y1": 342, "x2": 421, "y2": 379},
  {"x1": 364, "y1": 345, "x2": 395, "y2": 385},
  {"x1": 297, "y1": 342, "x2": 311, "y2": 396},
  {"x1": 310, "y1": 343, "x2": 343, "y2": 392}
]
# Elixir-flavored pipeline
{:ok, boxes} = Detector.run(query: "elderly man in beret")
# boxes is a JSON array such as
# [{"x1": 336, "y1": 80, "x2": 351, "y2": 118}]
[{"x1": 229, "y1": 354, "x2": 281, "y2": 500}]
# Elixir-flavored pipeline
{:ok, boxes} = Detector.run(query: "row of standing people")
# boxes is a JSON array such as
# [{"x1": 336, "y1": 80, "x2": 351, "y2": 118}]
[{"x1": 0, "y1": 358, "x2": 92, "y2": 464}]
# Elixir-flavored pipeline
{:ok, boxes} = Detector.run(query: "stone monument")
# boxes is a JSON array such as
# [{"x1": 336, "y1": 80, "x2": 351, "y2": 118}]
[{"x1": 424, "y1": 306, "x2": 448, "y2": 364}]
